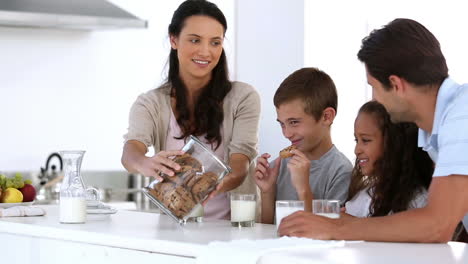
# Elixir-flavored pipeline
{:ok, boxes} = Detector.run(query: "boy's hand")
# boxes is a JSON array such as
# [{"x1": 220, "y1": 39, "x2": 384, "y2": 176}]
[
  {"x1": 254, "y1": 153, "x2": 281, "y2": 193},
  {"x1": 287, "y1": 149, "x2": 311, "y2": 195}
]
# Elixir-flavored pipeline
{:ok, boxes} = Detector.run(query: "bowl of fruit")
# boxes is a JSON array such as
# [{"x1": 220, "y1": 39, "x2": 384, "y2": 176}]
[{"x1": 0, "y1": 173, "x2": 36, "y2": 208}]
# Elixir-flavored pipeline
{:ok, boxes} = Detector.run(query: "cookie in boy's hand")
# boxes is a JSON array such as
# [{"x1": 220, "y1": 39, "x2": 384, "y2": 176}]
[{"x1": 279, "y1": 145, "x2": 297, "y2": 158}]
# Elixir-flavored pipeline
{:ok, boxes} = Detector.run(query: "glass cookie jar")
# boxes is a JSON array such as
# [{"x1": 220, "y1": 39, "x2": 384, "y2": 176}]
[{"x1": 142, "y1": 135, "x2": 231, "y2": 225}]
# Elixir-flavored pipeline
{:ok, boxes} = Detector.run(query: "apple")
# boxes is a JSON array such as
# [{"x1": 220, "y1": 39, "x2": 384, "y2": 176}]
[
  {"x1": 18, "y1": 184, "x2": 36, "y2": 202},
  {"x1": 1, "y1": 188, "x2": 23, "y2": 203}
]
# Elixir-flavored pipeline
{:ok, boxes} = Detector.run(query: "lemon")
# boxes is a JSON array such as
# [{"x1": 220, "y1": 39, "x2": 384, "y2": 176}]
[{"x1": 1, "y1": 187, "x2": 23, "y2": 203}]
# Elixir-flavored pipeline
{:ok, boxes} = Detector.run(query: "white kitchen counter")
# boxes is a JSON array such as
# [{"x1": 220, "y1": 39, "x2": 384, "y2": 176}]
[
  {"x1": 0, "y1": 205, "x2": 277, "y2": 263},
  {"x1": 258, "y1": 240, "x2": 468, "y2": 264},
  {"x1": 1, "y1": 205, "x2": 467, "y2": 264}
]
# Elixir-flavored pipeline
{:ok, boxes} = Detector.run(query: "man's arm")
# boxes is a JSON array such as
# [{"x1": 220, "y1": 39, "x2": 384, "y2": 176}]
[{"x1": 279, "y1": 175, "x2": 468, "y2": 242}]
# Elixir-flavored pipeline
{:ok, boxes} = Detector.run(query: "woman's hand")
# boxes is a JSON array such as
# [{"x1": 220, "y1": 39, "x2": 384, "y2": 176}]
[
  {"x1": 203, "y1": 180, "x2": 225, "y2": 205},
  {"x1": 203, "y1": 153, "x2": 250, "y2": 205},
  {"x1": 138, "y1": 150, "x2": 185, "y2": 181}
]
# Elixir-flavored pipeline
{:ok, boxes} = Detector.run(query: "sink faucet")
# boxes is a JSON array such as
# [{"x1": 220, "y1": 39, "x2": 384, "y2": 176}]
[
  {"x1": 36, "y1": 152, "x2": 63, "y2": 204},
  {"x1": 39, "y1": 152, "x2": 63, "y2": 185}
]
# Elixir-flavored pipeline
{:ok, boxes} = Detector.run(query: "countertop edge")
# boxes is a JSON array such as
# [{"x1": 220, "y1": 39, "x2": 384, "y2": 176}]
[{"x1": 0, "y1": 220, "x2": 204, "y2": 257}]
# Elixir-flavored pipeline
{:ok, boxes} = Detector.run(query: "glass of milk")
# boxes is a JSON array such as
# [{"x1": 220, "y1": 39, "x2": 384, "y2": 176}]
[
  {"x1": 230, "y1": 193, "x2": 256, "y2": 227},
  {"x1": 312, "y1": 199, "x2": 340, "y2": 219},
  {"x1": 275, "y1": 200, "x2": 304, "y2": 228}
]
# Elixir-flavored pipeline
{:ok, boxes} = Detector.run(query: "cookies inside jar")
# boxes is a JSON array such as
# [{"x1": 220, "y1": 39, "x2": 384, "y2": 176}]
[{"x1": 144, "y1": 136, "x2": 231, "y2": 224}]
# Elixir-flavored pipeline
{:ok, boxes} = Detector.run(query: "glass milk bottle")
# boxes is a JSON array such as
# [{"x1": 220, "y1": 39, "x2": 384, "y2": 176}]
[{"x1": 59, "y1": 150, "x2": 87, "y2": 224}]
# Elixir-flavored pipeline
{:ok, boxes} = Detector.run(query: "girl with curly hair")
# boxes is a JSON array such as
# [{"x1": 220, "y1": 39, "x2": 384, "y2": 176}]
[{"x1": 345, "y1": 101, "x2": 433, "y2": 217}]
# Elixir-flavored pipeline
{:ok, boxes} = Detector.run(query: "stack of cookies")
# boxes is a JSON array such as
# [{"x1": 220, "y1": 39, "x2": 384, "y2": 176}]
[{"x1": 148, "y1": 153, "x2": 219, "y2": 218}]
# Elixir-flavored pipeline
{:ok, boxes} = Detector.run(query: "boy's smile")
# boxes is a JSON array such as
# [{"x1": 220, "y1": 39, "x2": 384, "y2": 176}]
[{"x1": 276, "y1": 99, "x2": 332, "y2": 160}]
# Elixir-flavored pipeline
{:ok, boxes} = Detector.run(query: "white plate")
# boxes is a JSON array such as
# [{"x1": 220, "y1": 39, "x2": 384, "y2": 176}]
[
  {"x1": 0, "y1": 201, "x2": 34, "y2": 208},
  {"x1": 87, "y1": 207, "x2": 117, "y2": 215},
  {"x1": 87, "y1": 200, "x2": 100, "y2": 207}
]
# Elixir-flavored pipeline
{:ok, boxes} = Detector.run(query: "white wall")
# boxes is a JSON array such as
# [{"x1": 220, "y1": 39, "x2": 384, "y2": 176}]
[
  {"x1": 304, "y1": 1, "x2": 369, "y2": 162},
  {"x1": 2, "y1": 0, "x2": 467, "y2": 172},
  {"x1": 364, "y1": 0, "x2": 468, "y2": 83},
  {"x1": 0, "y1": 0, "x2": 235, "y2": 171},
  {"x1": 304, "y1": 0, "x2": 468, "y2": 162},
  {"x1": 235, "y1": 0, "x2": 305, "y2": 157}
]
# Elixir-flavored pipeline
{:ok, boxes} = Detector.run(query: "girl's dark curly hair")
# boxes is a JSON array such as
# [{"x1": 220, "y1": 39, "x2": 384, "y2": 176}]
[
  {"x1": 167, "y1": 0, "x2": 231, "y2": 148},
  {"x1": 347, "y1": 101, "x2": 434, "y2": 216}
]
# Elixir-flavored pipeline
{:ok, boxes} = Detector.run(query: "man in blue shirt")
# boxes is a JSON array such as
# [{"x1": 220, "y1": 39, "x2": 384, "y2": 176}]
[{"x1": 279, "y1": 18, "x2": 468, "y2": 242}]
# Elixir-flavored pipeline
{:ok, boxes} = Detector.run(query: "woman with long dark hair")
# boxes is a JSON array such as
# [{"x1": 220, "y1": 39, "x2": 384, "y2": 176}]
[{"x1": 122, "y1": 0, "x2": 260, "y2": 220}]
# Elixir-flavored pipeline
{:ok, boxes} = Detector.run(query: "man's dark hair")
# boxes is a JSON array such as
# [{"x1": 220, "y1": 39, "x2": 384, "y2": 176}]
[{"x1": 357, "y1": 18, "x2": 448, "y2": 90}]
